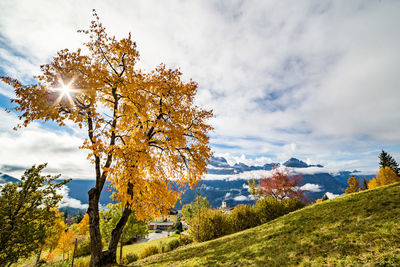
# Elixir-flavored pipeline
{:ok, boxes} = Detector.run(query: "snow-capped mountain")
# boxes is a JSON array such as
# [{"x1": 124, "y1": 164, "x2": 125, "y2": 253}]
[
  {"x1": 206, "y1": 156, "x2": 279, "y2": 175},
  {"x1": 0, "y1": 157, "x2": 370, "y2": 213}
]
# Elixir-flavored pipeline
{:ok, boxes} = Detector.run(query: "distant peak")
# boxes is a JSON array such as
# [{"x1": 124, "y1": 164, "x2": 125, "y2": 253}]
[
  {"x1": 283, "y1": 158, "x2": 323, "y2": 168},
  {"x1": 210, "y1": 156, "x2": 228, "y2": 163},
  {"x1": 283, "y1": 158, "x2": 308, "y2": 168}
]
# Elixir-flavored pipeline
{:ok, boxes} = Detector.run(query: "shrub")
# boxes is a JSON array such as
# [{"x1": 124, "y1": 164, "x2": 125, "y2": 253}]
[
  {"x1": 75, "y1": 239, "x2": 91, "y2": 257},
  {"x1": 159, "y1": 241, "x2": 167, "y2": 253},
  {"x1": 48, "y1": 257, "x2": 90, "y2": 267},
  {"x1": 187, "y1": 198, "x2": 305, "y2": 243},
  {"x1": 139, "y1": 245, "x2": 159, "y2": 259},
  {"x1": 255, "y1": 197, "x2": 288, "y2": 224},
  {"x1": 188, "y1": 208, "x2": 233, "y2": 242},
  {"x1": 230, "y1": 204, "x2": 259, "y2": 232},
  {"x1": 124, "y1": 252, "x2": 138, "y2": 264},
  {"x1": 282, "y1": 197, "x2": 306, "y2": 212},
  {"x1": 255, "y1": 197, "x2": 305, "y2": 224},
  {"x1": 166, "y1": 239, "x2": 180, "y2": 251},
  {"x1": 73, "y1": 257, "x2": 91, "y2": 267},
  {"x1": 179, "y1": 235, "x2": 193, "y2": 245}
]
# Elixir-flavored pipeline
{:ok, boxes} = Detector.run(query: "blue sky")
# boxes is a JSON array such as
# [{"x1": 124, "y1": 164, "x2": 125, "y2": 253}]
[{"x1": 0, "y1": 0, "x2": 399, "y2": 179}]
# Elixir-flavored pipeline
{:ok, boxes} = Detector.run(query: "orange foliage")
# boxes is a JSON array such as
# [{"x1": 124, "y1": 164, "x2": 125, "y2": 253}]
[
  {"x1": 56, "y1": 229, "x2": 75, "y2": 258},
  {"x1": 0, "y1": 10, "x2": 213, "y2": 222},
  {"x1": 345, "y1": 175, "x2": 360, "y2": 194},
  {"x1": 259, "y1": 168, "x2": 307, "y2": 202},
  {"x1": 368, "y1": 177, "x2": 380, "y2": 189},
  {"x1": 44, "y1": 209, "x2": 67, "y2": 251},
  {"x1": 77, "y1": 214, "x2": 89, "y2": 236},
  {"x1": 368, "y1": 167, "x2": 400, "y2": 189},
  {"x1": 377, "y1": 166, "x2": 400, "y2": 185}
]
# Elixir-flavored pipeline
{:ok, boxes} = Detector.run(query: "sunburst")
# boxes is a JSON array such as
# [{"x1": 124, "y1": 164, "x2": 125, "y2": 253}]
[{"x1": 53, "y1": 79, "x2": 78, "y2": 106}]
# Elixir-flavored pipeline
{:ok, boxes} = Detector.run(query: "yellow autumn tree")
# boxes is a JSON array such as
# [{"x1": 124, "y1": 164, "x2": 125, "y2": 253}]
[
  {"x1": 77, "y1": 214, "x2": 90, "y2": 236},
  {"x1": 44, "y1": 209, "x2": 67, "y2": 250},
  {"x1": 56, "y1": 229, "x2": 75, "y2": 260},
  {"x1": 369, "y1": 167, "x2": 400, "y2": 189},
  {"x1": 367, "y1": 177, "x2": 380, "y2": 189},
  {"x1": 36, "y1": 208, "x2": 66, "y2": 264},
  {"x1": 377, "y1": 166, "x2": 400, "y2": 185},
  {"x1": 1, "y1": 10, "x2": 212, "y2": 266},
  {"x1": 345, "y1": 175, "x2": 360, "y2": 194}
]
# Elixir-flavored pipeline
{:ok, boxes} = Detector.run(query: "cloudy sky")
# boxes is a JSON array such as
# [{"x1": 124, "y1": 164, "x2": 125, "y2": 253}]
[{"x1": 0, "y1": 0, "x2": 399, "y2": 179}]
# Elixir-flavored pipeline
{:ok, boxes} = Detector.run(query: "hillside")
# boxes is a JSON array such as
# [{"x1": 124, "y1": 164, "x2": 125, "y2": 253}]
[{"x1": 136, "y1": 183, "x2": 400, "y2": 266}]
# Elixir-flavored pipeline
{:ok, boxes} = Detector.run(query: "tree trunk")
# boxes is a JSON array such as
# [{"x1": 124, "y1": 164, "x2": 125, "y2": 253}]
[
  {"x1": 119, "y1": 239, "x2": 123, "y2": 264},
  {"x1": 71, "y1": 238, "x2": 78, "y2": 267},
  {"x1": 35, "y1": 245, "x2": 43, "y2": 266},
  {"x1": 88, "y1": 191, "x2": 132, "y2": 266},
  {"x1": 88, "y1": 187, "x2": 103, "y2": 267},
  {"x1": 100, "y1": 207, "x2": 132, "y2": 266}
]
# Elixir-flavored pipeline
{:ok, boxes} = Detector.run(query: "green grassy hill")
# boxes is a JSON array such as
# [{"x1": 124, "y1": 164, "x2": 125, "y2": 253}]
[{"x1": 136, "y1": 183, "x2": 400, "y2": 266}]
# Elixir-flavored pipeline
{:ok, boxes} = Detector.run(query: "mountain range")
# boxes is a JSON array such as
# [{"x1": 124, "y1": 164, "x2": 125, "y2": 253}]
[
  {"x1": 206, "y1": 157, "x2": 322, "y2": 175},
  {"x1": 0, "y1": 157, "x2": 372, "y2": 215}
]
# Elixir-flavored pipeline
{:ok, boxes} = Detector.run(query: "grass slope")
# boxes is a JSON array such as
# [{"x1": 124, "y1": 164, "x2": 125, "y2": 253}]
[{"x1": 136, "y1": 183, "x2": 400, "y2": 266}]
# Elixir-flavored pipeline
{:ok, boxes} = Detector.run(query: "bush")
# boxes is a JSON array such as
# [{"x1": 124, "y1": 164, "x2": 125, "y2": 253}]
[
  {"x1": 124, "y1": 252, "x2": 138, "y2": 264},
  {"x1": 255, "y1": 197, "x2": 305, "y2": 224},
  {"x1": 48, "y1": 258, "x2": 90, "y2": 267},
  {"x1": 139, "y1": 245, "x2": 159, "y2": 259},
  {"x1": 75, "y1": 239, "x2": 91, "y2": 257},
  {"x1": 230, "y1": 204, "x2": 259, "y2": 232},
  {"x1": 255, "y1": 197, "x2": 288, "y2": 224},
  {"x1": 188, "y1": 208, "x2": 233, "y2": 242},
  {"x1": 72, "y1": 257, "x2": 91, "y2": 267},
  {"x1": 179, "y1": 235, "x2": 193, "y2": 245},
  {"x1": 187, "y1": 198, "x2": 306, "y2": 243},
  {"x1": 166, "y1": 239, "x2": 180, "y2": 251},
  {"x1": 282, "y1": 197, "x2": 306, "y2": 212},
  {"x1": 159, "y1": 241, "x2": 167, "y2": 253}
]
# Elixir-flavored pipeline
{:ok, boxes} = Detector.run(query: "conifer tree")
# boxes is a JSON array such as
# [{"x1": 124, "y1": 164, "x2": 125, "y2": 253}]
[
  {"x1": 361, "y1": 177, "x2": 369, "y2": 190},
  {"x1": 379, "y1": 150, "x2": 399, "y2": 176}
]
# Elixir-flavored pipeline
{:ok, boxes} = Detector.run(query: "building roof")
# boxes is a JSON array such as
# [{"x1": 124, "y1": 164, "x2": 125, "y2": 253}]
[{"x1": 149, "y1": 221, "x2": 174, "y2": 226}]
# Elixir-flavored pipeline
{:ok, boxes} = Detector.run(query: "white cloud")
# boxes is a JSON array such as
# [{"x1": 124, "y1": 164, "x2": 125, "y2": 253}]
[
  {"x1": 58, "y1": 185, "x2": 88, "y2": 210},
  {"x1": 0, "y1": 110, "x2": 92, "y2": 179},
  {"x1": 0, "y1": 0, "x2": 399, "y2": 174},
  {"x1": 300, "y1": 183, "x2": 323, "y2": 192},
  {"x1": 233, "y1": 195, "x2": 248, "y2": 202}
]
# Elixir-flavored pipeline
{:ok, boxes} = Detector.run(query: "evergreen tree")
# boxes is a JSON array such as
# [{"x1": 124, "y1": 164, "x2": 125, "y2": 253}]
[
  {"x1": 361, "y1": 178, "x2": 369, "y2": 190},
  {"x1": 379, "y1": 150, "x2": 399, "y2": 176}
]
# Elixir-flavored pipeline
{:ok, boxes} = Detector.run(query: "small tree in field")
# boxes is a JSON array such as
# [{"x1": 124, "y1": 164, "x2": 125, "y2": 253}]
[
  {"x1": 1, "y1": 10, "x2": 212, "y2": 266},
  {"x1": 258, "y1": 168, "x2": 307, "y2": 202},
  {"x1": 0, "y1": 164, "x2": 68, "y2": 266},
  {"x1": 56, "y1": 229, "x2": 76, "y2": 260},
  {"x1": 368, "y1": 167, "x2": 400, "y2": 190},
  {"x1": 345, "y1": 175, "x2": 360, "y2": 194},
  {"x1": 181, "y1": 196, "x2": 211, "y2": 220}
]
